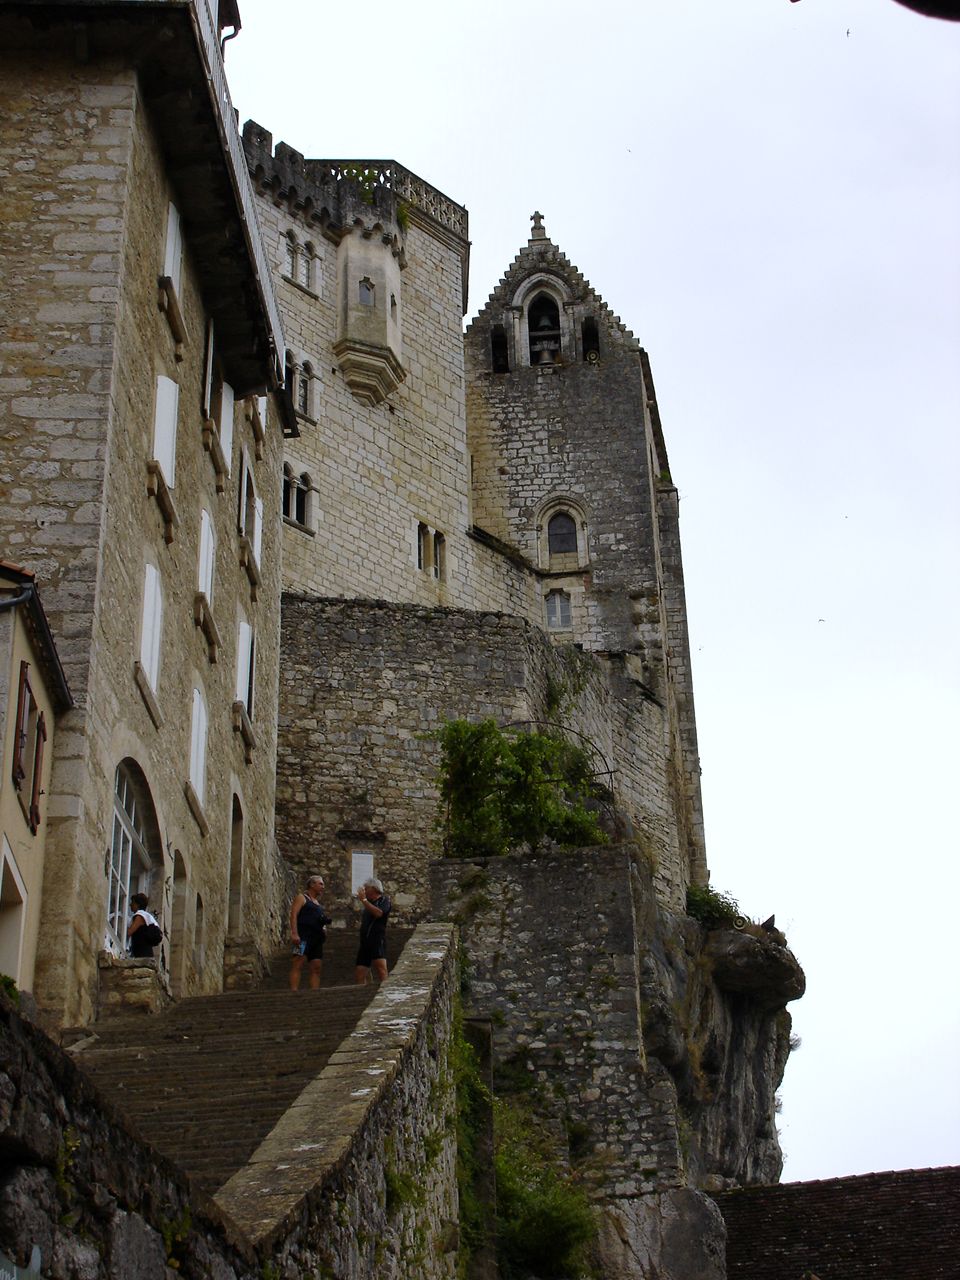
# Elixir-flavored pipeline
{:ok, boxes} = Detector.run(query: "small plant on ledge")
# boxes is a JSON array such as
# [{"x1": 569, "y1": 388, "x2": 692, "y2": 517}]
[{"x1": 685, "y1": 884, "x2": 744, "y2": 929}]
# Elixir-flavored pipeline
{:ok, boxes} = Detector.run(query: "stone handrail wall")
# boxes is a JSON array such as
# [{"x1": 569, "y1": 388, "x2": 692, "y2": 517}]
[
  {"x1": 216, "y1": 922, "x2": 460, "y2": 1276},
  {"x1": 0, "y1": 923, "x2": 459, "y2": 1279}
]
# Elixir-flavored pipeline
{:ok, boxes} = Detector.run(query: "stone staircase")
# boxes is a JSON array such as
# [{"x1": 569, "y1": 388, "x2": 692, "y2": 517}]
[{"x1": 69, "y1": 927, "x2": 412, "y2": 1194}]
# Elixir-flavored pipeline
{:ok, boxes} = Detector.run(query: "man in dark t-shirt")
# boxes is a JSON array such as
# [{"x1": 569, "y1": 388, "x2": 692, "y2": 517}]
[{"x1": 355, "y1": 877, "x2": 391, "y2": 984}]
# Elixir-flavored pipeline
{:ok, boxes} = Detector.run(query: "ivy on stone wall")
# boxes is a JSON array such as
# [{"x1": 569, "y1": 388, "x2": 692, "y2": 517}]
[{"x1": 434, "y1": 719, "x2": 608, "y2": 859}]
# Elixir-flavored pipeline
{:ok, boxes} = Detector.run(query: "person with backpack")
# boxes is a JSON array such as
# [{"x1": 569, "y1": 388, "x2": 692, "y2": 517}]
[{"x1": 127, "y1": 893, "x2": 162, "y2": 957}]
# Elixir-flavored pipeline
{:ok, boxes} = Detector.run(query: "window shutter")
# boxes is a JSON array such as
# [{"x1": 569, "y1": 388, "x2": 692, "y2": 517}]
[
  {"x1": 163, "y1": 202, "x2": 183, "y2": 293},
  {"x1": 219, "y1": 380, "x2": 234, "y2": 475},
  {"x1": 12, "y1": 661, "x2": 29, "y2": 787},
  {"x1": 253, "y1": 496, "x2": 264, "y2": 566},
  {"x1": 140, "y1": 563, "x2": 162, "y2": 689},
  {"x1": 190, "y1": 687, "x2": 207, "y2": 805},
  {"x1": 153, "y1": 375, "x2": 179, "y2": 487},
  {"x1": 198, "y1": 510, "x2": 215, "y2": 602},
  {"x1": 29, "y1": 712, "x2": 47, "y2": 832},
  {"x1": 203, "y1": 319, "x2": 215, "y2": 420},
  {"x1": 236, "y1": 618, "x2": 252, "y2": 704},
  {"x1": 238, "y1": 449, "x2": 249, "y2": 536},
  {"x1": 257, "y1": 395, "x2": 268, "y2": 430}
]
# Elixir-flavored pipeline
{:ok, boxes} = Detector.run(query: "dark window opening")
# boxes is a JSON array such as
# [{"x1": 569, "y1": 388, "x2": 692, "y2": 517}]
[
  {"x1": 433, "y1": 532, "x2": 446, "y2": 581},
  {"x1": 295, "y1": 474, "x2": 309, "y2": 526},
  {"x1": 582, "y1": 317, "x2": 600, "y2": 361},
  {"x1": 491, "y1": 325, "x2": 510, "y2": 373},
  {"x1": 282, "y1": 464, "x2": 293, "y2": 519},
  {"x1": 359, "y1": 277, "x2": 375, "y2": 306}
]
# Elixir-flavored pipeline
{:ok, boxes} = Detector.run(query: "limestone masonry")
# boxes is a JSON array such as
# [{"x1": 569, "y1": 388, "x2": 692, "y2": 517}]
[{"x1": 0, "y1": 3, "x2": 805, "y2": 1278}]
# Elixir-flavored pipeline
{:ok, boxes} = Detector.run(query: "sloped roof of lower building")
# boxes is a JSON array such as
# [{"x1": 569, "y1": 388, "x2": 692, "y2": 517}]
[{"x1": 712, "y1": 1166, "x2": 960, "y2": 1280}]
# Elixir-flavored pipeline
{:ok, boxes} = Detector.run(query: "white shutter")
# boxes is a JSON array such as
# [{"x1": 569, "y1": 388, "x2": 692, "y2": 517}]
[
  {"x1": 202, "y1": 320, "x2": 215, "y2": 420},
  {"x1": 198, "y1": 509, "x2": 215, "y2": 602},
  {"x1": 140, "y1": 563, "x2": 162, "y2": 689},
  {"x1": 236, "y1": 618, "x2": 251, "y2": 704},
  {"x1": 238, "y1": 448, "x2": 249, "y2": 536},
  {"x1": 257, "y1": 395, "x2": 268, "y2": 429},
  {"x1": 189, "y1": 687, "x2": 207, "y2": 805},
  {"x1": 219, "y1": 380, "x2": 234, "y2": 475},
  {"x1": 153, "y1": 375, "x2": 179, "y2": 487},
  {"x1": 253, "y1": 496, "x2": 264, "y2": 567},
  {"x1": 163, "y1": 202, "x2": 183, "y2": 292}
]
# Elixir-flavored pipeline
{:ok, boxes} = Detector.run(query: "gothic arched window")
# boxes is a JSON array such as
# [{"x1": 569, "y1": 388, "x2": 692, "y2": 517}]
[{"x1": 548, "y1": 512, "x2": 577, "y2": 556}]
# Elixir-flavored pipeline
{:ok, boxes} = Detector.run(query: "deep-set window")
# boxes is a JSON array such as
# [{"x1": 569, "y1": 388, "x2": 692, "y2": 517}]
[{"x1": 545, "y1": 590, "x2": 572, "y2": 630}]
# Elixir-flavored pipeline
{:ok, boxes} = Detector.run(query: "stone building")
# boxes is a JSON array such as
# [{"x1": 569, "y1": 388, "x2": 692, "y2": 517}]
[
  {"x1": 0, "y1": 5, "x2": 807, "y2": 1277},
  {"x1": 0, "y1": 0, "x2": 290, "y2": 1027},
  {"x1": 244, "y1": 131, "x2": 706, "y2": 912}
]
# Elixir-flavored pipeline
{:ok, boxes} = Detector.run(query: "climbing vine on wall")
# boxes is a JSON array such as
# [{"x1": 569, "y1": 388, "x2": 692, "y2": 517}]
[{"x1": 434, "y1": 719, "x2": 608, "y2": 858}]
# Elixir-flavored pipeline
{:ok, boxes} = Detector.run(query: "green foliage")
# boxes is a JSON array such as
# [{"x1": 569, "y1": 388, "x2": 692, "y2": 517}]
[
  {"x1": 396, "y1": 199, "x2": 411, "y2": 233},
  {"x1": 494, "y1": 1099, "x2": 596, "y2": 1279},
  {"x1": 0, "y1": 973, "x2": 19, "y2": 1005},
  {"x1": 452, "y1": 1000, "x2": 492, "y2": 1269},
  {"x1": 340, "y1": 164, "x2": 380, "y2": 204},
  {"x1": 385, "y1": 1164, "x2": 422, "y2": 1216},
  {"x1": 685, "y1": 884, "x2": 742, "y2": 929},
  {"x1": 435, "y1": 719, "x2": 607, "y2": 858},
  {"x1": 160, "y1": 1209, "x2": 191, "y2": 1270}
]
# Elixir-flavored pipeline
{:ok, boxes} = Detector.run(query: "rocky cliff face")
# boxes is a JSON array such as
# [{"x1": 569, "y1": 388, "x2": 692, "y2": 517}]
[{"x1": 637, "y1": 898, "x2": 805, "y2": 1190}]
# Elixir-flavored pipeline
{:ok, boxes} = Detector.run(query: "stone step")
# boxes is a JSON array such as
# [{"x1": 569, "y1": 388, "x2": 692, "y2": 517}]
[{"x1": 71, "y1": 928, "x2": 414, "y2": 1193}]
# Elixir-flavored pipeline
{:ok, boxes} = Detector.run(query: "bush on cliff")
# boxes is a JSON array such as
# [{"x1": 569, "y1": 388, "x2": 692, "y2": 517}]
[{"x1": 435, "y1": 718, "x2": 608, "y2": 858}]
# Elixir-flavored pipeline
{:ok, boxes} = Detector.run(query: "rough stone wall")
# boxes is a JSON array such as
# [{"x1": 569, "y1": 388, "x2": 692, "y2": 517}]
[
  {"x1": 0, "y1": 53, "x2": 285, "y2": 1026},
  {"x1": 277, "y1": 596, "x2": 697, "y2": 918},
  {"x1": 432, "y1": 850, "x2": 802, "y2": 1276},
  {"x1": 0, "y1": 924, "x2": 459, "y2": 1280},
  {"x1": 432, "y1": 845, "x2": 683, "y2": 1198},
  {"x1": 0, "y1": 53, "x2": 129, "y2": 700}
]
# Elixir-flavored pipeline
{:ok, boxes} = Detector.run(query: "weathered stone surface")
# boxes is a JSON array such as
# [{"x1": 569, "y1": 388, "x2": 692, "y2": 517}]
[
  {"x1": 106, "y1": 1212, "x2": 167, "y2": 1280},
  {"x1": 596, "y1": 1189, "x2": 726, "y2": 1280},
  {"x1": 704, "y1": 931, "x2": 805, "y2": 1007}
]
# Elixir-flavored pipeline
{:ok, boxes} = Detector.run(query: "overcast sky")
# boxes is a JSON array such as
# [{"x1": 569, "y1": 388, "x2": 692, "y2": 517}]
[{"x1": 225, "y1": 0, "x2": 960, "y2": 1184}]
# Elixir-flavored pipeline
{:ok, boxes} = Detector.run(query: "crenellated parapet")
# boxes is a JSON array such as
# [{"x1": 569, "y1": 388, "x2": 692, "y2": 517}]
[{"x1": 243, "y1": 121, "x2": 470, "y2": 401}]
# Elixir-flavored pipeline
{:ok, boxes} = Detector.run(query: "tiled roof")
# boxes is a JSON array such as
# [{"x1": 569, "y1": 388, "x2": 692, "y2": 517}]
[{"x1": 712, "y1": 1166, "x2": 960, "y2": 1279}]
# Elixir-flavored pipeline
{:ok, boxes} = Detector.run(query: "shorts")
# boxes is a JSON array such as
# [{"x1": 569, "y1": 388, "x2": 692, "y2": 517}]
[
  {"x1": 356, "y1": 937, "x2": 387, "y2": 968},
  {"x1": 296, "y1": 934, "x2": 325, "y2": 962}
]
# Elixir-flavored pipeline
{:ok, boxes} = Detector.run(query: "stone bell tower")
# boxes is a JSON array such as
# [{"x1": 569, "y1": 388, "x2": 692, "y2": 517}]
[{"x1": 465, "y1": 214, "x2": 707, "y2": 889}]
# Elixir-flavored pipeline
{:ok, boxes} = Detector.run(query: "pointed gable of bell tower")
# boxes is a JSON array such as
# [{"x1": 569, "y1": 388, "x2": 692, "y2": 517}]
[{"x1": 466, "y1": 212, "x2": 646, "y2": 376}]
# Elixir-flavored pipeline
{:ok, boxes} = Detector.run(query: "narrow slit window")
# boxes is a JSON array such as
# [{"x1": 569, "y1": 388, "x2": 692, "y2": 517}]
[
  {"x1": 582, "y1": 316, "x2": 600, "y2": 361},
  {"x1": 358, "y1": 277, "x2": 375, "y2": 306},
  {"x1": 491, "y1": 325, "x2": 510, "y2": 373}
]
